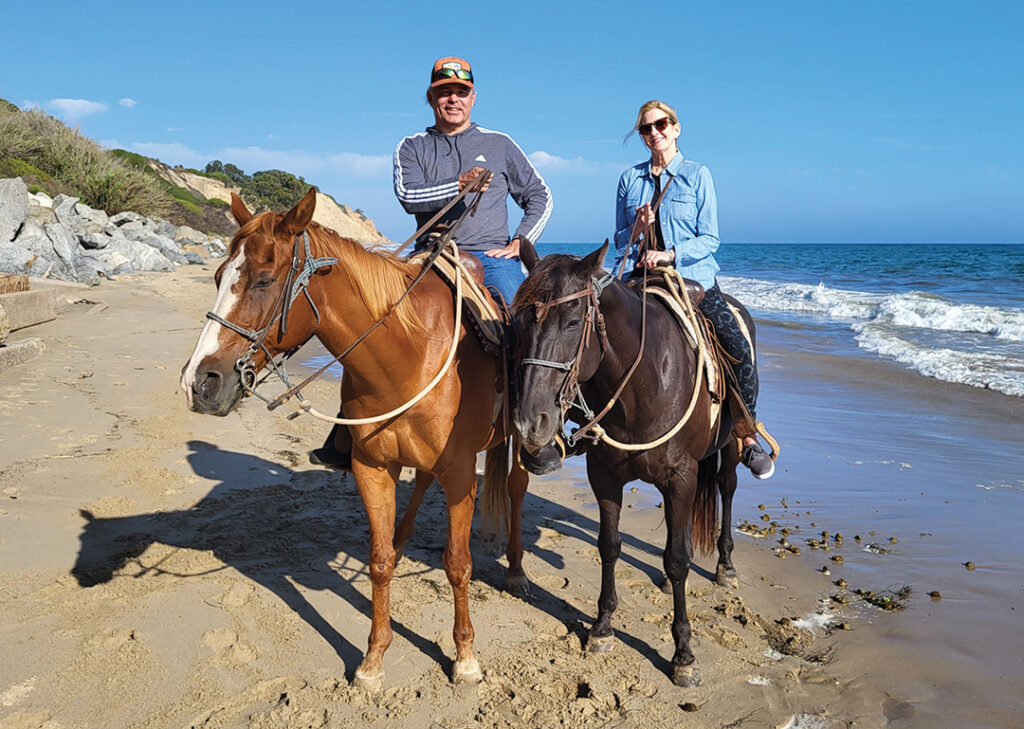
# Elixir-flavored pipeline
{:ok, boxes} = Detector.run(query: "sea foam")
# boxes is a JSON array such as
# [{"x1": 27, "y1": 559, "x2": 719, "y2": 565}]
[{"x1": 720, "y1": 276, "x2": 1024, "y2": 397}]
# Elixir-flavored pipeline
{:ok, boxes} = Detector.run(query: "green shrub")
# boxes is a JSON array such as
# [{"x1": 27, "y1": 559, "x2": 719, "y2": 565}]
[
  {"x1": 174, "y1": 198, "x2": 202, "y2": 215},
  {"x1": 0, "y1": 157, "x2": 52, "y2": 181},
  {"x1": 109, "y1": 148, "x2": 153, "y2": 173},
  {"x1": 0, "y1": 106, "x2": 169, "y2": 216}
]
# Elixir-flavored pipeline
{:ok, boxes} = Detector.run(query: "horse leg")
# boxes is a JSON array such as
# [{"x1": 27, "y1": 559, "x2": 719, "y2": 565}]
[
  {"x1": 441, "y1": 462, "x2": 483, "y2": 684},
  {"x1": 352, "y1": 463, "x2": 399, "y2": 692},
  {"x1": 586, "y1": 462, "x2": 625, "y2": 653},
  {"x1": 663, "y1": 458, "x2": 703, "y2": 687},
  {"x1": 505, "y1": 461, "x2": 530, "y2": 595},
  {"x1": 393, "y1": 470, "x2": 433, "y2": 564},
  {"x1": 715, "y1": 446, "x2": 741, "y2": 587}
]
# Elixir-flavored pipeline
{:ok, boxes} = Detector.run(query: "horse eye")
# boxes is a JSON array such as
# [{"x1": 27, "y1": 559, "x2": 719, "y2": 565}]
[
  {"x1": 252, "y1": 278, "x2": 274, "y2": 289},
  {"x1": 566, "y1": 318, "x2": 582, "y2": 330}
]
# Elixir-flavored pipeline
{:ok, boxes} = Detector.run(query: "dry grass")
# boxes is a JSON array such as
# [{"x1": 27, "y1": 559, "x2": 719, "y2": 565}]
[{"x1": 0, "y1": 105, "x2": 170, "y2": 217}]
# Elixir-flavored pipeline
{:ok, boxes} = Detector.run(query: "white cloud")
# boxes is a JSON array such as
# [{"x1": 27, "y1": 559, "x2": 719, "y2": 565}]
[
  {"x1": 218, "y1": 146, "x2": 391, "y2": 178},
  {"x1": 128, "y1": 141, "x2": 208, "y2": 169},
  {"x1": 47, "y1": 98, "x2": 108, "y2": 119},
  {"x1": 529, "y1": 151, "x2": 621, "y2": 175},
  {"x1": 119, "y1": 98, "x2": 137, "y2": 108},
  {"x1": 167, "y1": 127, "x2": 183, "y2": 132}
]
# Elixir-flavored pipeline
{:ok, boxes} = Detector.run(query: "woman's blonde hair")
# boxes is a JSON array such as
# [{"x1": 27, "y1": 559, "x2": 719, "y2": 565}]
[{"x1": 624, "y1": 99, "x2": 679, "y2": 141}]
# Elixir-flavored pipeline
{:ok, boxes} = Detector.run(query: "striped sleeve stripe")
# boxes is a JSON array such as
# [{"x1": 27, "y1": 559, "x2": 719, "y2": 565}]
[
  {"x1": 400, "y1": 182, "x2": 459, "y2": 201},
  {"x1": 393, "y1": 133, "x2": 458, "y2": 203},
  {"x1": 476, "y1": 126, "x2": 552, "y2": 242}
]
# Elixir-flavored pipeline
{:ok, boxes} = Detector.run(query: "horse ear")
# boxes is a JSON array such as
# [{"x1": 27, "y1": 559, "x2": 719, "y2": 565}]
[
  {"x1": 279, "y1": 187, "x2": 317, "y2": 236},
  {"x1": 576, "y1": 239, "x2": 609, "y2": 274},
  {"x1": 230, "y1": 193, "x2": 252, "y2": 226},
  {"x1": 520, "y1": 237, "x2": 541, "y2": 271}
]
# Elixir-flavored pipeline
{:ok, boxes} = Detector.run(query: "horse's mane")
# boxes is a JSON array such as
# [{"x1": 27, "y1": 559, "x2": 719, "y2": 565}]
[{"x1": 232, "y1": 212, "x2": 426, "y2": 338}]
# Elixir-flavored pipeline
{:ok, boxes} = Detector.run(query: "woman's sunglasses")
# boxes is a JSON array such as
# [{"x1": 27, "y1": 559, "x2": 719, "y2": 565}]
[
  {"x1": 638, "y1": 117, "x2": 674, "y2": 136},
  {"x1": 432, "y1": 68, "x2": 474, "y2": 83}
]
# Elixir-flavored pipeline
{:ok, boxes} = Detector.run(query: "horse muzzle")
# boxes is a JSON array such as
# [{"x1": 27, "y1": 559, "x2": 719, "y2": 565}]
[
  {"x1": 513, "y1": 407, "x2": 559, "y2": 452},
  {"x1": 181, "y1": 363, "x2": 244, "y2": 416}
]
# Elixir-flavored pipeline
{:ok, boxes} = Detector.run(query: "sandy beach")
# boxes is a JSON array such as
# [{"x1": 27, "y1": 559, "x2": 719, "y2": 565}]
[{"x1": 1, "y1": 264, "x2": 1022, "y2": 729}]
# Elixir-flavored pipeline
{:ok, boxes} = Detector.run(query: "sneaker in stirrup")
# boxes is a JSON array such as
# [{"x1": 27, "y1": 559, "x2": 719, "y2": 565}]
[{"x1": 741, "y1": 442, "x2": 775, "y2": 480}]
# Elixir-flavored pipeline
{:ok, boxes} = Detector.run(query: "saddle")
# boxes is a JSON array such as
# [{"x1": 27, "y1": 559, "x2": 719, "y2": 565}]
[
  {"x1": 406, "y1": 246, "x2": 508, "y2": 359},
  {"x1": 627, "y1": 268, "x2": 758, "y2": 444}
]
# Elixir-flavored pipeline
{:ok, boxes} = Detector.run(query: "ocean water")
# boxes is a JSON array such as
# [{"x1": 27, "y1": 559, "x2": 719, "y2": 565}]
[{"x1": 537, "y1": 243, "x2": 1024, "y2": 398}]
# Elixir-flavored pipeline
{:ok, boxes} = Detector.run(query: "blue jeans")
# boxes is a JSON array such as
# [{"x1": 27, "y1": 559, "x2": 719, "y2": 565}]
[{"x1": 478, "y1": 254, "x2": 526, "y2": 306}]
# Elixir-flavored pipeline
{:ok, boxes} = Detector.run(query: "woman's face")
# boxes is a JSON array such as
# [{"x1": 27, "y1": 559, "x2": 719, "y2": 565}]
[{"x1": 639, "y1": 109, "x2": 680, "y2": 155}]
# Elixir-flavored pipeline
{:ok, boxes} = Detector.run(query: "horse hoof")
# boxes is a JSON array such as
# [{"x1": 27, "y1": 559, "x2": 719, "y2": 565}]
[
  {"x1": 452, "y1": 658, "x2": 482, "y2": 685},
  {"x1": 587, "y1": 635, "x2": 615, "y2": 653},
  {"x1": 671, "y1": 663, "x2": 703, "y2": 687},
  {"x1": 352, "y1": 667, "x2": 384, "y2": 692},
  {"x1": 505, "y1": 573, "x2": 530, "y2": 596},
  {"x1": 715, "y1": 566, "x2": 738, "y2": 588}
]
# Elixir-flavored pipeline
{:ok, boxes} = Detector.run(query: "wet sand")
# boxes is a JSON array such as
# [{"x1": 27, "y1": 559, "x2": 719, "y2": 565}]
[{"x1": 0, "y1": 265, "x2": 1021, "y2": 729}]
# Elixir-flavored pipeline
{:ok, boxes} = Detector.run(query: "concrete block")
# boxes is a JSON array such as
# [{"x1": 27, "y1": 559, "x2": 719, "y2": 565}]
[
  {"x1": 0, "y1": 290, "x2": 56, "y2": 331},
  {"x1": 0, "y1": 337, "x2": 46, "y2": 373}
]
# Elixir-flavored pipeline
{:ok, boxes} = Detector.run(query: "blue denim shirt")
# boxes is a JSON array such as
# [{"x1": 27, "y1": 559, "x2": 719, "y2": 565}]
[{"x1": 612, "y1": 154, "x2": 720, "y2": 289}]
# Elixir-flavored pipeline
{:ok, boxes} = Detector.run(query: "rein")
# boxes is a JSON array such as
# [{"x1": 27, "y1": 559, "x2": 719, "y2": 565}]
[
  {"x1": 521, "y1": 170, "x2": 708, "y2": 451},
  {"x1": 205, "y1": 170, "x2": 492, "y2": 421}
]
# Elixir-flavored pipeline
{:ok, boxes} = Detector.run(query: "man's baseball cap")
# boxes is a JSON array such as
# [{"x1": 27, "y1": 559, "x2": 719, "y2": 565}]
[{"x1": 430, "y1": 56, "x2": 474, "y2": 89}]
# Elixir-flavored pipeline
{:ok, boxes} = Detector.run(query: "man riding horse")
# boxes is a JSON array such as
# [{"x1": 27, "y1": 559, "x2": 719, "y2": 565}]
[{"x1": 310, "y1": 55, "x2": 554, "y2": 471}]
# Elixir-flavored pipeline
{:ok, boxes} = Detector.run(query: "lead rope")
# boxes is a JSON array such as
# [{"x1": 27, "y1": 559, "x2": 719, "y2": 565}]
[
  {"x1": 293, "y1": 240, "x2": 466, "y2": 426},
  {"x1": 589, "y1": 266, "x2": 706, "y2": 451}
]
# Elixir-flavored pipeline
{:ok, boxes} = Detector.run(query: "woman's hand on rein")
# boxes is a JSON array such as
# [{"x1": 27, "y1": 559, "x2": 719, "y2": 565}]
[{"x1": 639, "y1": 249, "x2": 674, "y2": 268}]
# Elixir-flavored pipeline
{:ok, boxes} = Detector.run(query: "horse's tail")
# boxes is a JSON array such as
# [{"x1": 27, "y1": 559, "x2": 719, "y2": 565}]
[
  {"x1": 692, "y1": 452, "x2": 720, "y2": 557},
  {"x1": 481, "y1": 437, "x2": 511, "y2": 540}
]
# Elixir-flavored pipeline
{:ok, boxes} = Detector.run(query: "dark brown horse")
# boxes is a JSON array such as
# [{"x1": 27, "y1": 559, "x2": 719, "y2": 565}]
[
  {"x1": 512, "y1": 240, "x2": 751, "y2": 687},
  {"x1": 180, "y1": 188, "x2": 528, "y2": 690}
]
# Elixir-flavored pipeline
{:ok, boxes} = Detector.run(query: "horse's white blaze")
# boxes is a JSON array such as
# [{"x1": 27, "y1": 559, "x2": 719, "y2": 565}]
[{"x1": 181, "y1": 245, "x2": 245, "y2": 406}]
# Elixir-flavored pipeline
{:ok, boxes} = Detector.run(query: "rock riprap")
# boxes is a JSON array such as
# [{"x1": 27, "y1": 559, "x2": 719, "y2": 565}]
[{"x1": 0, "y1": 177, "x2": 228, "y2": 285}]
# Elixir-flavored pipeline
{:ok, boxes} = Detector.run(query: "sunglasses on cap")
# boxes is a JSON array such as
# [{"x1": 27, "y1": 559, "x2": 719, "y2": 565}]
[
  {"x1": 432, "y1": 68, "x2": 474, "y2": 83},
  {"x1": 638, "y1": 117, "x2": 675, "y2": 136}
]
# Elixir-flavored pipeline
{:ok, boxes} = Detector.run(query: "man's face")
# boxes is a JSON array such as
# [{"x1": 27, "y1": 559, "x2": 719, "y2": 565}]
[{"x1": 429, "y1": 83, "x2": 475, "y2": 130}]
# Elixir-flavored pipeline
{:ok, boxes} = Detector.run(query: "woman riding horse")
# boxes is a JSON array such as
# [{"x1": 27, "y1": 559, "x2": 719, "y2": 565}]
[{"x1": 615, "y1": 99, "x2": 773, "y2": 479}]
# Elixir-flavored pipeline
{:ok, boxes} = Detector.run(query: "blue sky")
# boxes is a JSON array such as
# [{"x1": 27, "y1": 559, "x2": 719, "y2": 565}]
[{"x1": 3, "y1": 1, "x2": 1021, "y2": 244}]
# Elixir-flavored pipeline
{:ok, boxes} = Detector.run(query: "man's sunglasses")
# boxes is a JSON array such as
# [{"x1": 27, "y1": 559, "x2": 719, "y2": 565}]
[
  {"x1": 638, "y1": 117, "x2": 675, "y2": 136},
  {"x1": 432, "y1": 68, "x2": 473, "y2": 83}
]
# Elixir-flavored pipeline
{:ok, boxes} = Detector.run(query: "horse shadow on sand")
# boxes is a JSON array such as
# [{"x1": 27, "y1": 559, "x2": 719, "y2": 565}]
[{"x1": 72, "y1": 440, "x2": 710, "y2": 679}]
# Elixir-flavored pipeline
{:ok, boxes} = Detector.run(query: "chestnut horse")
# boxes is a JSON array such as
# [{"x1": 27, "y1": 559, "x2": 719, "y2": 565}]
[
  {"x1": 512, "y1": 240, "x2": 751, "y2": 687},
  {"x1": 180, "y1": 188, "x2": 528, "y2": 690}
]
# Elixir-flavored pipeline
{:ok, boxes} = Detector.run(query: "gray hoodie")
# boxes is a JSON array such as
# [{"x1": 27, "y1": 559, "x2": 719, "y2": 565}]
[{"x1": 393, "y1": 123, "x2": 552, "y2": 252}]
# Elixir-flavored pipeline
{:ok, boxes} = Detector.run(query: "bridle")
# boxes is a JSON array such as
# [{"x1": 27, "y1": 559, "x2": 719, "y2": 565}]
[
  {"x1": 519, "y1": 271, "x2": 614, "y2": 448},
  {"x1": 205, "y1": 230, "x2": 337, "y2": 405}
]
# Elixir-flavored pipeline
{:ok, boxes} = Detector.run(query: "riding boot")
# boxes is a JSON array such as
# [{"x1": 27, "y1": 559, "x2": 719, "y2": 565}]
[
  {"x1": 519, "y1": 443, "x2": 563, "y2": 475},
  {"x1": 309, "y1": 417, "x2": 353, "y2": 471}
]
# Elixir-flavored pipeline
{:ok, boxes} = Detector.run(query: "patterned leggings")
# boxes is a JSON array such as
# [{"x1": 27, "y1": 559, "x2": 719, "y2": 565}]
[{"x1": 698, "y1": 283, "x2": 758, "y2": 419}]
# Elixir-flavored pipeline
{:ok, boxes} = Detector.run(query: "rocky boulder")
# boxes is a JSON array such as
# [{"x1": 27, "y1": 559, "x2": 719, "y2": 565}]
[
  {"x1": 0, "y1": 176, "x2": 229, "y2": 284},
  {"x1": 0, "y1": 177, "x2": 29, "y2": 243}
]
